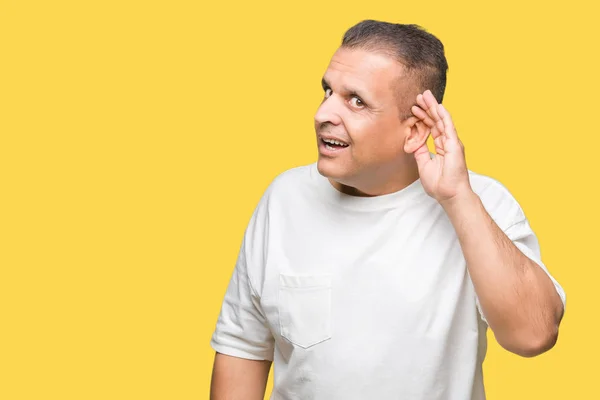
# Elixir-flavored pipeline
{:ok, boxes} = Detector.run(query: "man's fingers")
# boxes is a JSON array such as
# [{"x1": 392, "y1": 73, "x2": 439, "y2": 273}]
[
  {"x1": 422, "y1": 90, "x2": 442, "y2": 123},
  {"x1": 417, "y1": 91, "x2": 446, "y2": 137},
  {"x1": 437, "y1": 104, "x2": 458, "y2": 140},
  {"x1": 416, "y1": 93, "x2": 463, "y2": 158},
  {"x1": 434, "y1": 135, "x2": 445, "y2": 155},
  {"x1": 413, "y1": 141, "x2": 432, "y2": 170},
  {"x1": 412, "y1": 105, "x2": 443, "y2": 139},
  {"x1": 416, "y1": 94, "x2": 427, "y2": 110},
  {"x1": 411, "y1": 105, "x2": 434, "y2": 127}
]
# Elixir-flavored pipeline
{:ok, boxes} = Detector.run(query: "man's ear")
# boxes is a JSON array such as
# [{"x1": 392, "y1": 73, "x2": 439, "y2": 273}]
[{"x1": 403, "y1": 118, "x2": 430, "y2": 154}]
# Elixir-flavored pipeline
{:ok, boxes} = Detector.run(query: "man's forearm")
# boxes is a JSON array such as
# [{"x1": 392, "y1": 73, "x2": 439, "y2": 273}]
[{"x1": 441, "y1": 191, "x2": 564, "y2": 357}]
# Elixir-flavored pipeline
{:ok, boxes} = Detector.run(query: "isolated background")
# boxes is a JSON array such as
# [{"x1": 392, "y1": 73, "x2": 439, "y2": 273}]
[{"x1": 2, "y1": 0, "x2": 598, "y2": 398}]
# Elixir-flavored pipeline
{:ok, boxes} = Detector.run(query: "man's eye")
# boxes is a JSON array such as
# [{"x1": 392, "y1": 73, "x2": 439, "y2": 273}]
[
  {"x1": 350, "y1": 96, "x2": 364, "y2": 108},
  {"x1": 324, "y1": 88, "x2": 332, "y2": 98}
]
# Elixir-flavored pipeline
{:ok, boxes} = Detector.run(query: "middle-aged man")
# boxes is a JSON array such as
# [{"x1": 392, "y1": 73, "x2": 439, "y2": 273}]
[{"x1": 209, "y1": 20, "x2": 566, "y2": 400}]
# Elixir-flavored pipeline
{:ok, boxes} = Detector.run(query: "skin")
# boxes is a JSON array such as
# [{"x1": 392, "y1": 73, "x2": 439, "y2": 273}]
[
  {"x1": 210, "y1": 353, "x2": 271, "y2": 400},
  {"x1": 210, "y1": 45, "x2": 565, "y2": 399},
  {"x1": 315, "y1": 47, "x2": 428, "y2": 196}
]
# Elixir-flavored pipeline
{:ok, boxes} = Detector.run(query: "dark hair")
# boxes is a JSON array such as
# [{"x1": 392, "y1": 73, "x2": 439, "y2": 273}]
[{"x1": 341, "y1": 20, "x2": 449, "y2": 108}]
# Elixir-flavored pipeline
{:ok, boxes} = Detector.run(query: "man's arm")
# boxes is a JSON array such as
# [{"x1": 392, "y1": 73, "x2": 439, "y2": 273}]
[
  {"x1": 210, "y1": 187, "x2": 275, "y2": 398},
  {"x1": 410, "y1": 90, "x2": 564, "y2": 358},
  {"x1": 210, "y1": 352, "x2": 272, "y2": 400},
  {"x1": 441, "y1": 191, "x2": 564, "y2": 357}
]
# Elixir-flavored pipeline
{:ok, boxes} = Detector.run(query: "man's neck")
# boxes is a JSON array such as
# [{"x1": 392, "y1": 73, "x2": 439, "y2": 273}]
[{"x1": 329, "y1": 162, "x2": 421, "y2": 197}]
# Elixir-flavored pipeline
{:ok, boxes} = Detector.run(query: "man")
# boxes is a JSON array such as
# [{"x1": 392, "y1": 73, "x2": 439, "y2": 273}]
[{"x1": 209, "y1": 20, "x2": 566, "y2": 400}]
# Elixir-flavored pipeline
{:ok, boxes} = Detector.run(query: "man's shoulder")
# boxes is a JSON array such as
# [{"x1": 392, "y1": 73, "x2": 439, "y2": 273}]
[
  {"x1": 467, "y1": 169, "x2": 526, "y2": 229},
  {"x1": 256, "y1": 163, "x2": 316, "y2": 204},
  {"x1": 468, "y1": 170, "x2": 514, "y2": 199},
  {"x1": 272, "y1": 163, "x2": 314, "y2": 184},
  {"x1": 265, "y1": 162, "x2": 315, "y2": 197}
]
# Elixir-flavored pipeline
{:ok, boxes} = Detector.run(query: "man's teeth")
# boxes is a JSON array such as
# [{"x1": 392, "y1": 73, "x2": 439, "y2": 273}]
[{"x1": 323, "y1": 138, "x2": 349, "y2": 147}]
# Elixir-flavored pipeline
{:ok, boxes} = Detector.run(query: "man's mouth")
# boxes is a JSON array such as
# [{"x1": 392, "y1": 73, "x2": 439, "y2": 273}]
[{"x1": 321, "y1": 138, "x2": 349, "y2": 150}]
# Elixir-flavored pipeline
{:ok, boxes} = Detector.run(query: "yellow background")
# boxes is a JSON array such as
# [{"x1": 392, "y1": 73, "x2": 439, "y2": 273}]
[{"x1": 1, "y1": 0, "x2": 598, "y2": 398}]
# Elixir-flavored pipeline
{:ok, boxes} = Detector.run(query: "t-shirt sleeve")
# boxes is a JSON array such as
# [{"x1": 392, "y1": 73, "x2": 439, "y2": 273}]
[
  {"x1": 210, "y1": 199, "x2": 275, "y2": 361},
  {"x1": 474, "y1": 180, "x2": 566, "y2": 324}
]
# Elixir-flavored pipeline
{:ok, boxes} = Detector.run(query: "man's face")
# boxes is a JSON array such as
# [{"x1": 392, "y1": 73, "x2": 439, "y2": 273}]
[{"x1": 315, "y1": 47, "x2": 418, "y2": 189}]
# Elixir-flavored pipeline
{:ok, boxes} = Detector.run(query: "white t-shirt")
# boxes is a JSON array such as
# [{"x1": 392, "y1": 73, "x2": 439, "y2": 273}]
[{"x1": 210, "y1": 162, "x2": 566, "y2": 400}]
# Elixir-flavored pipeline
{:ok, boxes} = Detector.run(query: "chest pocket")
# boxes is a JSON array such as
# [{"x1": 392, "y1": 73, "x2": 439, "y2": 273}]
[{"x1": 278, "y1": 274, "x2": 332, "y2": 349}]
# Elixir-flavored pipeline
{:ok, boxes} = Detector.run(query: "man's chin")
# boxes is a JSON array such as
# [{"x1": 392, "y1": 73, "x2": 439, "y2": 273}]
[{"x1": 317, "y1": 158, "x2": 349, "y2": 181}]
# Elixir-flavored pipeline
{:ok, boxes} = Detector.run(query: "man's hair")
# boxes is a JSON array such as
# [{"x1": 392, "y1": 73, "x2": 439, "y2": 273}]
[{"x1": 341, "y1": 20, "x2": 449, "y2": 112}]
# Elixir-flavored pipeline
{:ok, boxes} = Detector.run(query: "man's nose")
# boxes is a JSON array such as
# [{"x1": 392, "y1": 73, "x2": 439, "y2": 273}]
[{"x1": 314, "y1": 97, "x2": 342, "y2": 126}]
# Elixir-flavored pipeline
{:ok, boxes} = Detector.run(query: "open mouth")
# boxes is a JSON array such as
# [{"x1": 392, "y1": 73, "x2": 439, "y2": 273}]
[{"x1": 321, "y1": 137, "x2": 349, "y2": 150}]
